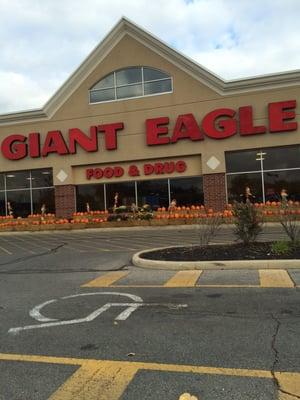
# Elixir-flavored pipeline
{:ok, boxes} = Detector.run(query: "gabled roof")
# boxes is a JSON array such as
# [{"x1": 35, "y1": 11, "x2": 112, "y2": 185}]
[{"x1": 1, "y1": 17, "x2": 300, "y2": 125}]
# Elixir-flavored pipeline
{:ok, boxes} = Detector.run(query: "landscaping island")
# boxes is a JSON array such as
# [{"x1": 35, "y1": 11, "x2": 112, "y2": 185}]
[
  {"x1": 136, "y1": 200, "x2": 300, "y2": 263},
  {"x1": 139, "y1": 242, "x2": 300, "y2": 262}
]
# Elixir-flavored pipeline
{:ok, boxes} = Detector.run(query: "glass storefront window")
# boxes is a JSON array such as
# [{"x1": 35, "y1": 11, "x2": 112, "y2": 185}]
[
  {"x1": 5, "y1": 171, "x2": 30, "y2": 190},
  {"x1": 106, "y1": 182, "x2": 136, "y2": 210},
  {"x1": 226, "y1": 145, "x2": 300, "y2": 173},
  {"x1": 264, "y1": 170, "x2": 300, "y2": 202},
  {"x1": 227, "y1": 173, "x2": 263, "y2": 203},
  {"x1": 137, "y1": 179, "x2": 169, "y2": 210},
  {"x1": 263, "y1": 145, "x2": 300, "y2": 170},
  {"x1": 6, "y1": 190, "x2": 31, "y2": 218},
  {"x1": 226, "y1": 146, "x2": 300, "y2": 203},
  {"x1": 170, "y1": 177, "x2": 203, "y2": 206},
  {"x1": 31, "y1": 168, "x2": 53, "y2": 188},
  {"x1": 0, "y1": 191, "x2": 5, "y2": 216},
  {"x1": 32, "y1": 188, "x2": 55, "y2": 214},
  {"x1": 225, "y1": 149, "x2": 261, "y2": 173},
  {"x1": 76, "y1": 184, "x2": 105, "y2": 212},
  {"x1": 0, "y1": 168, "x2": 54, "y2": 217},
  {"x1": 76, "y1": 176, "x2": 204, "y2": 213}
]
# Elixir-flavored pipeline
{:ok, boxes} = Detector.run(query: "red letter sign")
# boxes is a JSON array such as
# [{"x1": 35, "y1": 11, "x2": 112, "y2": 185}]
[
  {"x1": 98, "y1": 123, "x2": 124, "y2": 150},
  {"x1": 41, "y1": 131, "x2": 69, "y2": 157},
  {"x1": 69, "y1": 127, "x2": 98, "y2": 154},
  {"x1": 146, "y1": 117, "x2": 170, "y2": 145},
  {"x1": 28, "y1": 133, "x2": 41, "y2": 158},
  {"x1": 239, "y1": 106, "x2": 266, "y2": 136},
  {"x1": 171, "y1": 114, "x2": 203, "y2": 143},
  {"x1": 268, "y1": 100, "x2": 297, "y2": 133},
  {"x1": 1, "y1": 134, "x2": 27, "y2": 160},
  {"x1": 202, "y1": 108, "x2": 237, "y2": 139}
]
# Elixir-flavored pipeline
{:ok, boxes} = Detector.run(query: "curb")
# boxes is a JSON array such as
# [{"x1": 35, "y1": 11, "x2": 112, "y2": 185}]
[
  {"x1": 0, "y1": 222, "x2": 286, "y2": 236},
  {"x1": 132, "y1": 246, "x2": 300, "y2": 270}
]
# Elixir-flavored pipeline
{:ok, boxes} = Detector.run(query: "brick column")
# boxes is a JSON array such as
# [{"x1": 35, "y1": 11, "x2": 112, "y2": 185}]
[
  {"x1": 203, "y1": 173, "x2": 226, "y2": 211},
  {"x1": 55, "y1": 185, "x2": 76, "y2": 219}
]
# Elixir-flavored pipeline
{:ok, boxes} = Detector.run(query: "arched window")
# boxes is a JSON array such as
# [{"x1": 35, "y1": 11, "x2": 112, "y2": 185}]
[{"x1": 89, "y1": 66, "x2": 172, "y2": 103}]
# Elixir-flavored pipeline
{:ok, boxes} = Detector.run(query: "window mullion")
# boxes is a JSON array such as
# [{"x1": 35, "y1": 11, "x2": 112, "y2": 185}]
[
  {"x1": 135, "y1": 181, "x2": 138, "y2": 206},
  {"x1": 260, "y1": 152, "x2": 266, "y2": 203},
  {"x1": 114, "y1": 72, "x2": 117, "y2": 100},
  {"x1": 4, "y1": 174, "x2": 7, "y2": 216},
  {"x1": 29, "y1": 171, "x2": 33, "y2": 214},
  {"x1": 141, "y1": 67, "x2": 145, "y2": 96},
  {"x1": 104, "y1": 184, "x2": 107, "y2": 211}
]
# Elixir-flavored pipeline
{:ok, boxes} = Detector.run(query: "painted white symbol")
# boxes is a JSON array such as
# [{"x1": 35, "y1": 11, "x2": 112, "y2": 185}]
[
  {"x1": 56, "y1": 169, "x2": 68, "y2": 182},
  {"x1": 8, "y1": 292, "x2": 187, "y2": 334},
  {"x1": 206, "y1": 156, "x2": 220, "y2": 170},
  {"x1": 179, "y1": 394, "x2": 199, "y2": 400}
]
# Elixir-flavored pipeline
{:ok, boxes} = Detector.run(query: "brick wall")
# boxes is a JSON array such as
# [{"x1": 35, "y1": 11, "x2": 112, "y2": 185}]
[
  {"x1": 55, "y1": 185, "x2": 76, "y2": 219},
  {"x1": 203, "y1": 173, "x2": 227, "y2": 211}
]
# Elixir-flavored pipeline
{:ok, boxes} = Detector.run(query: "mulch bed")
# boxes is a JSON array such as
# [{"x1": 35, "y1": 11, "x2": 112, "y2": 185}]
[{"x1": 141, "y1": 242, "x2": 300, "y2": 261}]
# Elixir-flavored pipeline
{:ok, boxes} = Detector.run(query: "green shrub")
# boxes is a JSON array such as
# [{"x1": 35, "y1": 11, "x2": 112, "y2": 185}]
[
  {"x1": 271, "y1": 241, "x2": 291, "y2": 256},
  {"x1": 233, "y1": 201, "x2": 263, "y2": 245}
]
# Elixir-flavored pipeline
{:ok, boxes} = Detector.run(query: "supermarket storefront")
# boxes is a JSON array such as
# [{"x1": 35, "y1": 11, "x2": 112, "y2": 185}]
[{"x1": 1, "y1": 18, "x2": 300, "y2": 218}]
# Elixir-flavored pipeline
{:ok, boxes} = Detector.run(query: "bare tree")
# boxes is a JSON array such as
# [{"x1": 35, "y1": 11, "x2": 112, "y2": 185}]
[
  {"x1": 279, "y1": 205, "x2": 300, "y2": 244},
  {"x1": 198, "y1": 213, "x2": 223, "y2": 246}
]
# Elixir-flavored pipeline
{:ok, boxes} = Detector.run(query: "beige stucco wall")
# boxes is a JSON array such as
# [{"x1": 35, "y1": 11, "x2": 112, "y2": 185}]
[{"x1": 0, "y1": 34, "x2": 300, "y2": 186}]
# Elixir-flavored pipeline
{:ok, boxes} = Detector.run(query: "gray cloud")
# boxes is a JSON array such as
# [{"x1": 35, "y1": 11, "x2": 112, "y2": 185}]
[{"x1": 0, "y1": 0, "x2": 299, "y2": 113}]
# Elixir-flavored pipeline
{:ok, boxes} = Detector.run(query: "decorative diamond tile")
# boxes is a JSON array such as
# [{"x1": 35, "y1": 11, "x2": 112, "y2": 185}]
[
  {"x1": 56, "y1": 169, "x2": 68, "y2": 183},
  {"x1": 206, "y1": 156, "x2": 220, "y2": 170}
]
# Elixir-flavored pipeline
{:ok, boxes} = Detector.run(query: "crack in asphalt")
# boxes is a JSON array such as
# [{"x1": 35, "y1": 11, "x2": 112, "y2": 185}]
[
  {"x1": 270, "y1": 313, "x2": 300, "y2": 399},
  {"x1": 0, "y1": 266, "x2": 129, "y2": 274},
  {"x1": 0, "y1": 243, "x2": 66, "y2": 267},
  {"x1": 0, "y1": 242, "x2": 130, "y2": 273},
  {"x1": 0, "y1": 261, "x2": 129, "y2": 274}
]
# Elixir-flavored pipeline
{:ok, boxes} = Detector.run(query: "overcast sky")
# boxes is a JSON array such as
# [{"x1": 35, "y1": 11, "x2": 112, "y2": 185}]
[{"x1": 1, "y1": 0, "x2": 300, "y2": 114}]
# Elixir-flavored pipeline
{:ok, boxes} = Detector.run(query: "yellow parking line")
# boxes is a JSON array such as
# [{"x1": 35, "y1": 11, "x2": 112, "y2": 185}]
[
  {"x1": 49, "y1": 361, "x2": 137, "y2": 400},
  {"x1": 0, "y1": 353, "x2": 273, "y2": 377},
  {"x1": 164, "y1": 270, "x2": 202, "y2": 287},
  {"x1": 81, "y1": 271, "x2": 129, "y2": 287},
  {"x1": 0, "y1": 353, "x2": 83, "y2": 365},
  {"x1": 0, "y1": 353, "x2": 299, "y2": 399},
  {"x1": 259, "y1": 270, "x2": 294, "y2": 288},
  {"x1": 276, "y1": 371, "x2": 300, "y2": 399}
]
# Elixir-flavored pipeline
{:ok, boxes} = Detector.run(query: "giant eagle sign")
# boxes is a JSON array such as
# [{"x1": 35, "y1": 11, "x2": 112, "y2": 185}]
[{"x1": 1, "y1": 100, "x2": 297, "y2": 160}]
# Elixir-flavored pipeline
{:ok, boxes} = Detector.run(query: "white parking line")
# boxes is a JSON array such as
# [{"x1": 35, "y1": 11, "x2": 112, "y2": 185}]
[
  {"x1": 35, "y1": 235, "x2": 87, "y2": 253},
  {"x1": 0, "y1": 245, "x2": 12, "y2": 255},
  {"x1": 12, "y1": 236, "x2": 51, "y2": 251},
  {"x1": 52, "y1": 235, "x2": 133, "y2": 252},
  {"x1": 0, "y1": 237, "x2": 36, "y2": 254}
]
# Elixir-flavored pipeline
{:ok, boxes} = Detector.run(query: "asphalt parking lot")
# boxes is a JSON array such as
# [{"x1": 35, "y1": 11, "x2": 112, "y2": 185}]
[
  {"x1": 0, "y1": 223, "x2": 290, "y2": 257},
  {"x1": 0, "y1": 224, "x2": 299, "y2": 399}
]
